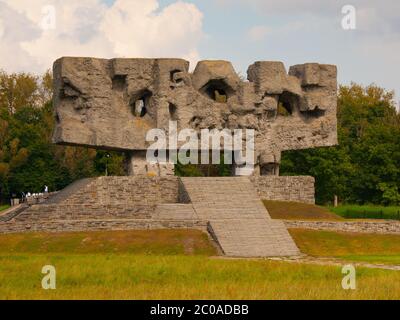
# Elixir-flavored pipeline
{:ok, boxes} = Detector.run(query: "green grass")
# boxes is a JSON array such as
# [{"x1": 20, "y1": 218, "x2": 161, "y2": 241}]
[
  {"x1": 2, "y1": 253, "x2": 400, "y2": 300},
  {"x1": 1, "y1": 229, "x2": 400, "y2": 299},
  {"x1": 263, "y1": 200, "x2": 342, "y2": 220},
  {"x1": 0, "y1": 229, "x2": 217, "y2": 255},
  {"x1": 0, "y1": 205, "x2": 10, "y2": 213},
  {"x1": 345, "y1": 255, "x2": 400, "y2": 264},
  {"x1": 289, "y1": 229, "x2": 400, "y2": 265},
  {"x1": 329, "y1": 204, "x2": 400, "y2": 220}
]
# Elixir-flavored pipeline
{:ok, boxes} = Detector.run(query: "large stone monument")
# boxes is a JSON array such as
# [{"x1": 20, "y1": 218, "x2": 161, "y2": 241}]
[
  {"x1": 52, "y1": 58, "x2": 337, "y2": 176},
  {"x1": 0, "y1": 57, "x2": 338, "y2": 258}
]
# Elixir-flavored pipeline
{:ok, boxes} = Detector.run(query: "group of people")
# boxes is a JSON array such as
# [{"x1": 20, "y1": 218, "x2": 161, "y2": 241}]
[{"x1": 21, "y1": 185, "x2": 48, "y2": 202}]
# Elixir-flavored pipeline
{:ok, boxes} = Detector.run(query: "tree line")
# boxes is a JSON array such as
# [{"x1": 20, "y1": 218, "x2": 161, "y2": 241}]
[
  {"x1": 0, "y1": 70, "x2": 124, "y2": 201},
  {"x1": 0, "y1": 70, "x2": 399, "y2": 205},
  {"x1": 281, "y1": 84, "x2": 400, "y2": 205}
]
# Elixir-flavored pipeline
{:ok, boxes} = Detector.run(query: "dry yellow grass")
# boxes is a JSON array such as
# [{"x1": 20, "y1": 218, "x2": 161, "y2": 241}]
[
  {"x1": 290, "y1": 228, "x2": 400, "y2": 264},
  {"x1": 0, "y1": 229, "x2": 216, "y2": 255},
  {"x1": 1, "y1": 254, "x2": 400, "y2": 299},
  {"x1": 0, "y1": 229, "x2": 400, "y2": 299},
  {"x1": 263, "y1": 200, "x2": 343, "y2": 220}
]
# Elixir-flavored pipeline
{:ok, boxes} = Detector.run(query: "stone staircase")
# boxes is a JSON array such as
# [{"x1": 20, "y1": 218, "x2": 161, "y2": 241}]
[
  {"x1": 0, "y1": 178, "x2": 96, "y2": 224},
  {"x1": 180, "y1": 177, "x2": 300, "y2": 257},
  {"x1": 0, "y1": 204, "x2": 29, "y2": 222},
  {"x1": 0, "y1": 176, "x2": 300, "y2": 258},
  {"x1": 43, "y1": 178, "x2": 95, "y2": 204}
]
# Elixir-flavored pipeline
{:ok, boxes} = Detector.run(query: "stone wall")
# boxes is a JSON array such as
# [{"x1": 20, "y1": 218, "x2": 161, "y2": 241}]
[
  {"x1": 251, "y1": 176, "x2": 315, "y2": 204},
  {"x1": 12, "y1": 176, "x2": 180, "y2": 224},
  {"x1": 0, "y1": 175, "x2": 316, "y2": 234},
  {"x1": 285, "y1": 220, "x2": 400, "y2": 235},
  {"x1": 65, "y1": 176, "x2": 179, "y2": 206},
  {"x1": 0, "y1": 219, "x2": 208, "y2": 234}
]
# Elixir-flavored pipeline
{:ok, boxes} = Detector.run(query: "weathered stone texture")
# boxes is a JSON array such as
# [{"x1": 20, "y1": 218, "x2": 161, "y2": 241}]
[
  {"x1": 153, "y1": 204, "x2": 197, "y2": 220},
  {"x1": 285, "y1": 220, "x2": 400, "y2": 235},
  {"x1": 53, "y1": 57, "x2": 337, "y2": 175},
  {"x1": 9, "y1": 176, "x2": 180, "y2": 225},
  {"x1": 0, "y1": 175, "x2": 315, "y2": 233},
  {"x1": 54, "y1": 176, "x2": 179, "y2": 206},
  {"x1": 0, "y1": 219, "x2": 208, "y2": 234},
  {"x1": 251, "y1": 176, "x2": 315, "y2": 204},
  {"x1": 0, "y1": 176, "x2": 312, "y2": 256},
  {"x1": 180, "y1": 177, "x2": 300, "y2": 257}
]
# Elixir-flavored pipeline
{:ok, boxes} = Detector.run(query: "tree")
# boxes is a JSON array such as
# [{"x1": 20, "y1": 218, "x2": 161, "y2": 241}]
[
  {"x1": 281, "y1": 83, "x2": 400, "y2": 205},
  {"x1": 0, "y1": 70, "x2": 126, "y2": 202}
]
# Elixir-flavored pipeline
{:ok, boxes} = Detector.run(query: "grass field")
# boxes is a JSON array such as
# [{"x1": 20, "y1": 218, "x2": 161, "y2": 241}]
[
  {"x1": 289, "y1": 229, "x2": 400, "y2": 264},
  {"x1": 1, "y1": 229, "x2": 400, "y2": 299},
  {"x1": 264, "y1": 200, "x2": 342, "y2": 220},
  {"x1": 0, "y1": 229, "x2": 216, "y2": 255},
  {"x1": 329, "y1": 204, "x2": 400, "y2": 220},
  {"x1": 0, "y1": 205, "x2": 10, "y2": 213}
]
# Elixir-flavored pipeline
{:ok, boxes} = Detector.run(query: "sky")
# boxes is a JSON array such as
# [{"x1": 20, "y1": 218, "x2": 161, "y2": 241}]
[{"x1": 0, "y1": 0, "x2": 399, "y2": 104}]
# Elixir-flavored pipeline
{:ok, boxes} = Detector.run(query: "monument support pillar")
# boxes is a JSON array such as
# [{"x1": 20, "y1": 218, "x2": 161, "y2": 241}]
[{"x1": 126, "y1": 151, "x2": 174, "y2": 176}]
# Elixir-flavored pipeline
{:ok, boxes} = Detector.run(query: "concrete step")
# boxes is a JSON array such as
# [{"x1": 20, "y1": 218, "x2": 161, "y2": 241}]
[
  {"x1": 209, "y1": 219, "x2": 300, "y2": 257},
  {"x1": 179, "y1": 177, "x2": 269, "y2": 220},
  {"x1": 179, "y1": 176, "x2": 300, "y2": 257}
]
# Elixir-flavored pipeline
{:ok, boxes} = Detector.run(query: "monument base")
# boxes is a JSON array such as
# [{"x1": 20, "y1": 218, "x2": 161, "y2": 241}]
[{"x1": 0, "y1": 176, "x2": 312, "y2": 257}]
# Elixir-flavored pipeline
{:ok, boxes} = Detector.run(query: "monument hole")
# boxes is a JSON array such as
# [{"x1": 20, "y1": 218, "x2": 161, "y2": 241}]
[
  {"x1": 202, "y1": 79, "x2": 230, "y2": 103},
  {"x1": 301, "y1": 107, "x2": 326, "y2": 118},
  {"x1": 170, "y1": 70, "x2": 183, "y2": 83},
  {"x1": 277, "y1": 91, "x2": 298, "y2": 116},
  {"x1": 112, "y1": 75, "x2": 127, "y2": 91},
  {"x1": 131, "y1": 90, "x2": 152, "y2": 118},
  {"x1": 169, "y1": 103, "x2": 177, "y2": 121},
  {"x1": 277, "y1": 102, "x2": 292, "y2": 116}
]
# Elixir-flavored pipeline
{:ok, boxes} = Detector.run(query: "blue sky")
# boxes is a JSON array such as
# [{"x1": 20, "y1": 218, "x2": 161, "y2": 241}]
[
  {"x1": 1, "y1": 0, "x2": 399, "y2": 104},
  {"x1": 111, "y1": 0, "x2": 400, "y2": 101}
]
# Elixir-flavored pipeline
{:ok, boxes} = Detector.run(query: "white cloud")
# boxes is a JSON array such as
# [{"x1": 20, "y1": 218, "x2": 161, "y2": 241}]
[
  {"x1": 0, "y1": 0, "x2": 204, "y2": 73},
  {"x1": 237, "y1": 0, "x2": 400, "y2": 98},
  {"x1": 0, "y1": 18, "x2": 4, "y2": 38},
  {"x1": 248, "y1": 25, "x2": 270, "y2": 41}
]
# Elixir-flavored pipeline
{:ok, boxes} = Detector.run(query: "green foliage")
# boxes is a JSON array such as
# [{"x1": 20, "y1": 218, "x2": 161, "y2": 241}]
[
  {"x1": 0, "y1": 204, "x2": 10, "y2": 212},
  {"x1": 94, "y1": 150, "x2": 126, "y2": 176},
  {"x1": 0, "y1": 69, "x2": 398, "y2": 207},
  {"x1": 281, "y1": 83, "x2": 400, "y2": 205},
  {"x1": 0, "y1": 70, "x2": 125, "y2": 202},
  {"x1": 174, "y1": 153, "x2": 232, "y2": 177},
  {"x1": 174, "y1": 160, "x2": 204, "y2": 177},
  {"x1": 329, "y1": 204, "x2": 400, "y2": 220},
  {"x1": 378, "y1": 183, "x2": 400, "y2": 206}
]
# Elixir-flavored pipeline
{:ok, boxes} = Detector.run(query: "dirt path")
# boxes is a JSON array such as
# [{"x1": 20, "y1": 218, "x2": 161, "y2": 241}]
[{"x1": 213, "y1": 255, "x2": 400, "y2": 271}]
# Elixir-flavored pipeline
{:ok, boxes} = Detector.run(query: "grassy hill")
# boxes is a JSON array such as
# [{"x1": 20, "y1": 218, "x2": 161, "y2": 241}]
[
  {"x1": 0, "y1": 229, "x2": 216, "y2": 255},
  {"x1": 263, "y1": 200, "x2": 342, "y2": 220},
  {"x1": 0, "y1": 205, "x2": 10, "y2": 213},
  {"x1": 289, "y1": 229, "x2": 400, "y2": 264}
]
